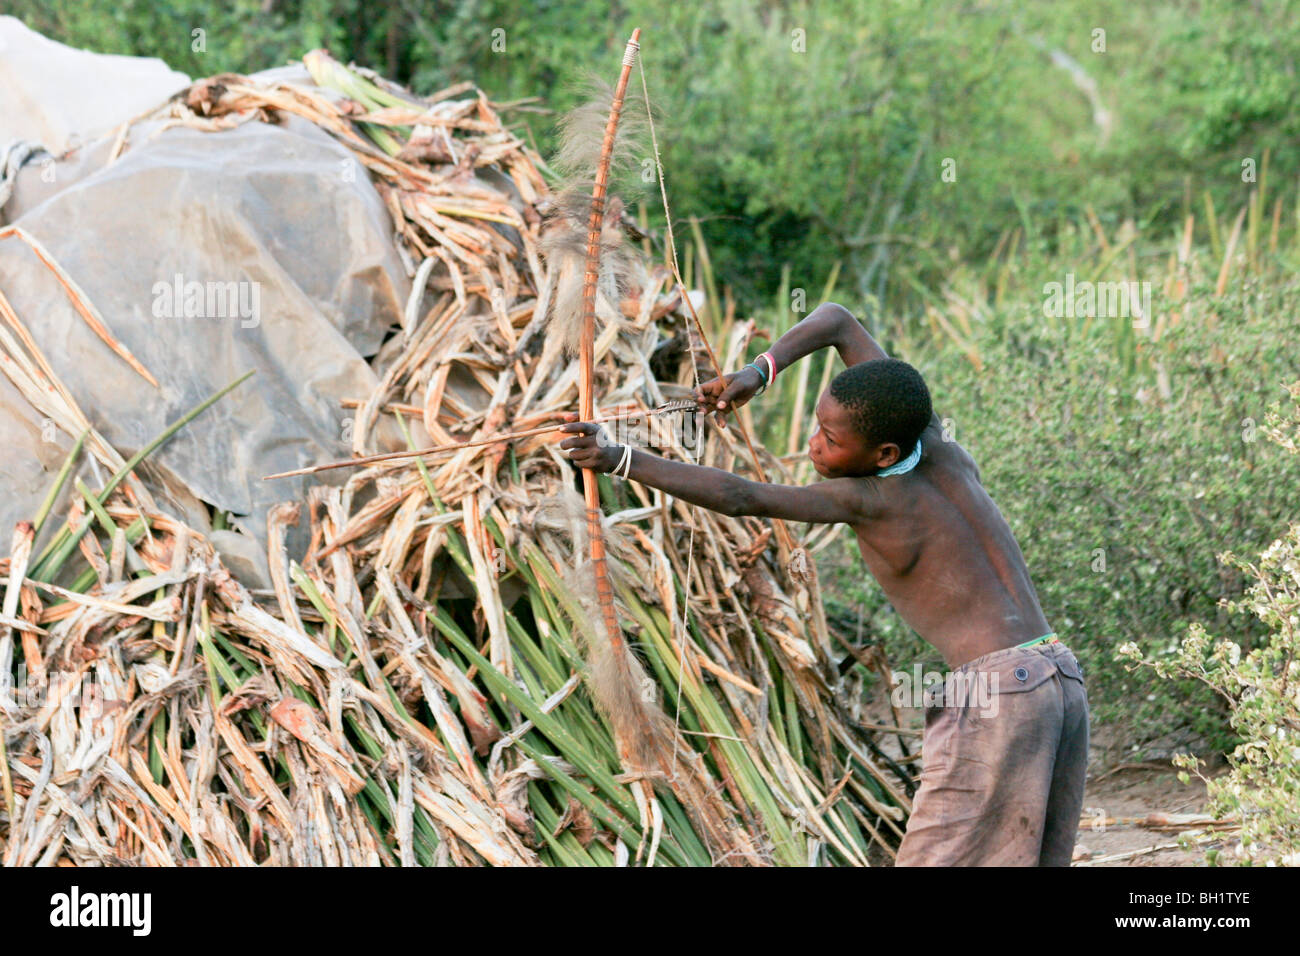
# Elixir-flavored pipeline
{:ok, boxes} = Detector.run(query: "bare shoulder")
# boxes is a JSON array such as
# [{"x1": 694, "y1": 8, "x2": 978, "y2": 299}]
[{"x1": 823, "y1": 475, "x2": 890, "y2": 523}]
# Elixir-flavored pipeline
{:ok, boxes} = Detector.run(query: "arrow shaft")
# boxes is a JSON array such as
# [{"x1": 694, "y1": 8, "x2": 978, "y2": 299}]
[{"x1": 262, "y1": 399, "x2": 691, "y2": 480}]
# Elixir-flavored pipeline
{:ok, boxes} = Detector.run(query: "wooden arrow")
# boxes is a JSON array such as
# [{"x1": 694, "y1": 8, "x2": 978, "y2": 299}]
[{"x1": 261, "y1": 398, "x2": 693, "y2": 480}]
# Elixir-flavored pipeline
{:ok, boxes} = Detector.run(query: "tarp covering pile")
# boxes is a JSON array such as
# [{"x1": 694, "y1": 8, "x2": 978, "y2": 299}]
[{"x1": 0, "y1": 23, "x2": 910, "y2": 866}]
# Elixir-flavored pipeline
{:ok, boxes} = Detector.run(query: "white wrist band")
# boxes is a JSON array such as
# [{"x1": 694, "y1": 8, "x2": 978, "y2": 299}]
[{"x1": 614, "y1": 444, "x2": 633, "y2": 479}]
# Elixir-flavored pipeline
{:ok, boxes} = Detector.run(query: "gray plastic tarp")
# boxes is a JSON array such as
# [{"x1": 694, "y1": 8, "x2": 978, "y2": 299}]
[{"x1": 0, "y1": 106, "x2": 412, "y2": 575}]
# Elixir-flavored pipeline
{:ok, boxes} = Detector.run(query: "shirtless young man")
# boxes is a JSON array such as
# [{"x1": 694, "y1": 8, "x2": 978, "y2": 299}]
[{"x1": 559, "y1": 301, "x2": 1089, "y2": 866}]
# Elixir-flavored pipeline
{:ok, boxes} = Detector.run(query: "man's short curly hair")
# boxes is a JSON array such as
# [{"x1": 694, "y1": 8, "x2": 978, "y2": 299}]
[{"x1": 828, "y1": 359, "x2": 932, "y2": 456}]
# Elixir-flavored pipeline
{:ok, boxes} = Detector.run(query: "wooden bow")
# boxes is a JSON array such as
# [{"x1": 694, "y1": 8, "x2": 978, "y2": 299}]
[{"x1": 578, "y1": 28, "x2": 642, "y2": 718}]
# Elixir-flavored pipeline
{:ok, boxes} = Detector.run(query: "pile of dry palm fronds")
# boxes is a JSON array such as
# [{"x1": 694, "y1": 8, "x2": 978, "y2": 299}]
[{"x1": 0, "y1": 49, "x2": 912, "y2": 866}]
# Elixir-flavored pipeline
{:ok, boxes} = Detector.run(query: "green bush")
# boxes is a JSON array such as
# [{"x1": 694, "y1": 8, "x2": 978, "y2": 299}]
[{"x1": 1119, "y1": 381, "x2": 1300, "y2": 865}]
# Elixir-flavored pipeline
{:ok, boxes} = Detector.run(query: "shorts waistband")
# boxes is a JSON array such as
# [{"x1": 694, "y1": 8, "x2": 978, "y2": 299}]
[
  {"x1": 1016, "y1": 632, "x2": 1059, "y2": 649},
  {"x1": 954, "y1": 637, "x2": 1072, "y2": 673}
]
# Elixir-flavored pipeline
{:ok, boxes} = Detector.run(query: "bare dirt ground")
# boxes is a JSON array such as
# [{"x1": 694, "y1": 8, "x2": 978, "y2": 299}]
[{"x1": 1073, "y1": 724, "x2": 1229, "y2": 867}]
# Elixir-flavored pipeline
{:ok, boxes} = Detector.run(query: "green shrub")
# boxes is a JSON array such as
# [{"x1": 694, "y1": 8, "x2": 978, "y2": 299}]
[{"x1": 1119, "y1": 381, "x2": 1300, "y2": 865}]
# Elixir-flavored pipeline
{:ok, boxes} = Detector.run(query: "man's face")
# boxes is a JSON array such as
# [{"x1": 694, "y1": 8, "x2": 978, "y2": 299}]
[
  {"x1": 808, "y1": 392, "x2": 899, "y2": 478},
  {"x1": 809, "y1": 392, "x2": 866, "y2": 478}
]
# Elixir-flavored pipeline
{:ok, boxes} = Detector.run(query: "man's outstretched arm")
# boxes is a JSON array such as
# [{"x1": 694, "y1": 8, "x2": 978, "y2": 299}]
[{"x1": 558, "y1": 421, "x2": 876, "y2": 524}]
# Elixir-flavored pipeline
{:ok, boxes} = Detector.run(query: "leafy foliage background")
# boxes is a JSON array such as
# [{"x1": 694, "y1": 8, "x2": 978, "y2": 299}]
[{"x1": 9, "y1": 0, "x2": 1299, "y2": 308}]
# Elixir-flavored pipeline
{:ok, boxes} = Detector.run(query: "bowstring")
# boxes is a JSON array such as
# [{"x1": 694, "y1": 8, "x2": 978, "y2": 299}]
[{"x1": 638, "y1": 53, "x2": 699, "y2": 777}]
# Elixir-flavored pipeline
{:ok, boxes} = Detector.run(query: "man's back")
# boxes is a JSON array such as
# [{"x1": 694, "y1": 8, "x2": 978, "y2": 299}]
[{"x1": 848, "y1": 416, "x2": 1052, "y2": 669}]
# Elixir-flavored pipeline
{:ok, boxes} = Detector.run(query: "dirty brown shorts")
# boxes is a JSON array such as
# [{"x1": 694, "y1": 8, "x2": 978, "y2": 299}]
[{"x1": 894, "y1": 641, "x2": 1090, "y2": 867}]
